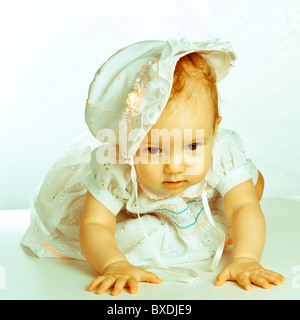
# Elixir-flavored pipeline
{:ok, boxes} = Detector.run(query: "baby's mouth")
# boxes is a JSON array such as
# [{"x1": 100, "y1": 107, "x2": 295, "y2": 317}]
[{"x1": 163, "y1": 180, "x2": 187, "y2": 189}]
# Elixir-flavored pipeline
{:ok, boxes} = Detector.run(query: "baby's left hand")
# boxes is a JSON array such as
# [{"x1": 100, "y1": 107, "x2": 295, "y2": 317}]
[{"x1": 215, "y1": 257, "x2": 285, "y2": 291}]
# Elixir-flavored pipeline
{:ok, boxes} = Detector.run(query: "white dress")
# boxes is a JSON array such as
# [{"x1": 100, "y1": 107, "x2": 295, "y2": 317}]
[{"x1": 21, "y1": 128, "x2": 258, "y2": 272}]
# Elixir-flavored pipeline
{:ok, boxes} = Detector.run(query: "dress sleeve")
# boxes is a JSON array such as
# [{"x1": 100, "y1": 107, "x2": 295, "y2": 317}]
[
  {"x1": 84, "y1": 147, "x2": 133, "y2": 215},
  {"x1": 206, "y1": 129, "x2": 259, "y2": 197}
]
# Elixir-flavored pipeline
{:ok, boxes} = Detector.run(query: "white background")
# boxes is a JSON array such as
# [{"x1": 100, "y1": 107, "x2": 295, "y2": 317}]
[{"x1": 0, "y1": 0, "x2": 299, "y2": 209}]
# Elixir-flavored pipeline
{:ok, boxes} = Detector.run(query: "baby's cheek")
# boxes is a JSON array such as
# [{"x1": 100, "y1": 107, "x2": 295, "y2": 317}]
[
  {"x1": 135, "y1": 163, "x2": 161, "y2": 186},
  {"x1": 185, "y1": 148, "x2": 212, "y2": 179}
]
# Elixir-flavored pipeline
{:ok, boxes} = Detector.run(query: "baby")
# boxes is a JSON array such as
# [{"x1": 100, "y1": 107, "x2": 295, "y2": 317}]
[{"x1": 21, "y1": 38, "x2": 285, "y2": 296}]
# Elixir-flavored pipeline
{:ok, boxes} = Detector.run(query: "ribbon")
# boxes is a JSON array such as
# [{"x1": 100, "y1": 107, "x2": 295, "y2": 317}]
[{"x1": 201, "y1": 189, "x2": 225, "y2": 271}]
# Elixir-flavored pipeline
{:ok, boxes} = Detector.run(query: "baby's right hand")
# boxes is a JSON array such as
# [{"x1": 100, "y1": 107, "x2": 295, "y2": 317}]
[{"x1": 87, "y1": 260, "x2": 162, "y2": 296}]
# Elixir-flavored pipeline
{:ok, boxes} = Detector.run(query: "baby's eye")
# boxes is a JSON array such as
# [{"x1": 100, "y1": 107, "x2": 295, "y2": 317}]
[
  {"x1": 186, "y1": 142, "x2": 201, "y2": 151},
  {"x1": 147, "y1": 147, "x2": 161, "y2": 154}
]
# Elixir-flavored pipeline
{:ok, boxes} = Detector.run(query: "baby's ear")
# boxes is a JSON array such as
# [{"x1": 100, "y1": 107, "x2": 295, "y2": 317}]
[{"x1": 214, "y1": 116, "x2": 222, "y2": 133}]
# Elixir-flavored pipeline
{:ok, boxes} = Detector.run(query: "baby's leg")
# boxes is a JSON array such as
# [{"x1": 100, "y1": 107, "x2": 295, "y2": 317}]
[{"x1": 255, "y1": 170, "x2": 264, "y2": 201}]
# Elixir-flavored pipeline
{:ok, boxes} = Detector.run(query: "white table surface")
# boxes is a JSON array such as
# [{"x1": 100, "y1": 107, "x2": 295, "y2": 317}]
[{"x1": 0, "y1": 197, "x2": 300, "y2": 300}]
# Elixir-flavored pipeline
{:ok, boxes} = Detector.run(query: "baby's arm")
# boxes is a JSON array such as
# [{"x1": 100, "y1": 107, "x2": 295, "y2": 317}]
[
  {"x1": 79, "y1": 191, "x2": 162, "y2": 295},
  {"x1": 215, "y1": 173, "x2": 285, "y2": 290}
]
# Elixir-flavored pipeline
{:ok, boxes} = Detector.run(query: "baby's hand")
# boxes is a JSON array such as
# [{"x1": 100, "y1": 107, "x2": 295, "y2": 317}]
[
  {"x1": 215, "y1": 257, "x2": 285, "y2": 291},
  {"x1": 87, "y1": 260, "x2": 162, "y2": 296}
]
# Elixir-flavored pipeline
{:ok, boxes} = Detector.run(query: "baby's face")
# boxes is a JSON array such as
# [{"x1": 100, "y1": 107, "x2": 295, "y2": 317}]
[{"x1": 134, "y1": 89, "x2": 221, "y2": 195}]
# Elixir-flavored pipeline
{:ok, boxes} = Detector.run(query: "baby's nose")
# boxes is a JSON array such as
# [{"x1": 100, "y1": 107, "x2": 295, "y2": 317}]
[{"x1": 163, "y1": 156, "x2": 185, "y2": 174}]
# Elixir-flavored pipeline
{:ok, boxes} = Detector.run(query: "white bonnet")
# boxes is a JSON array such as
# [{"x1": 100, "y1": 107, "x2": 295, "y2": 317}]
[{"x1": 85, "y1": 37, "x2": 236, "y2": 164}]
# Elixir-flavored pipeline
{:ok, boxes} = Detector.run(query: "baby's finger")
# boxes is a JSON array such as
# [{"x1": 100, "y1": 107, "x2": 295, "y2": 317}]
[
  {"x1": 141, "y1": 271, "x2": 162, "y2": 284},
  {"x1": 267, "y1": 270, "x2": 286, "y2": 283},
  {"x1": 215, "y1": 268, "x2": 230, "y2": 286},
  {"x1": 96, "y1": 276, "x2": 116, "y2": 295},
  {"x1": 237, "y1": 275, "x2": 252, "y2": 291},
  {"x1": 250, "y1": 274, "x2": 271, "y2": 289},
  {"x1": 111, "y1": 277, "x2": 127, "y2": 296},
  {"x1": 88, "y1": 276, "x2": 105, "y2": 291},
  {"x1": 127, "y1": 277, "x2": 138, "y2": 294},
  {"x1": 264, "y1": 271, "x2": 285, "y2": 286}
]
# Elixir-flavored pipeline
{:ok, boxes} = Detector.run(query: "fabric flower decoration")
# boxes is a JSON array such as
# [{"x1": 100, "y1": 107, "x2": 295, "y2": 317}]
[{"x1": 125, "y1": 89, "x2": 140, "y2": 114}]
